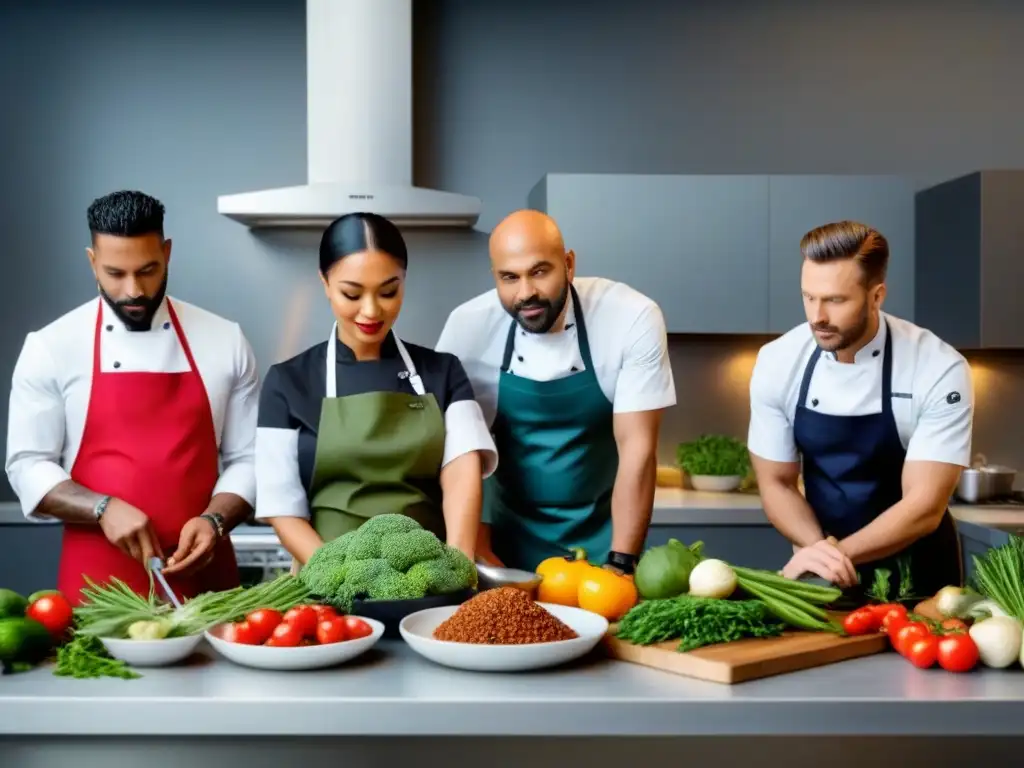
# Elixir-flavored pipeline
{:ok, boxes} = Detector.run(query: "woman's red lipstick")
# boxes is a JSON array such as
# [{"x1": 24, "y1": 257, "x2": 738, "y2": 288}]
[{"x1": 356, "y1": 321, "x2": 384, "y2": 335}]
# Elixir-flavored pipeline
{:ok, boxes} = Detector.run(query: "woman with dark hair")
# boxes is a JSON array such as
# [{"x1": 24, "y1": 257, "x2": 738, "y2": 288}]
[{"x1": 254, "y1": 212, "x2": 497, "y2": 565}]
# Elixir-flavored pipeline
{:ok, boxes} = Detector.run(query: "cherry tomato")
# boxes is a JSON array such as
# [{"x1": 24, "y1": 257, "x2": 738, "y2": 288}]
[
  {"x1": 867, "y1": 603, "x2": 899, "y2": 620},
  {"x1": 228, "y1": 620, "x2": 260, "y2": 645},
  {"x1": 937, "y1": 633, "x2": 979, "y2": 673},
  {"x1": 245, "y1": 609, "x2": 283, "y2": 642},
  {"x1": 906, "y1": 635, "x2": 939, "y2": 669},
  {"x1": 894, "y1": 622, "x2": 930, "y2": 656},
  {"x1": 311, "y1": 604, "x2": 338, "y2": 622},
  {"x1": 315, "y1": 617, "x2": 348, "y2": 645},
  {"x1": 283, "y1": 605, "x2": 319, "y2": 637},
  {"x1": 26, "y1": 593, "x2": 74, "y2": 637},
  {"x1": 940, "y1": 618, "x2": 968, "y2": 633},
  {"x1": 266, "y1": 620, "x2": 304, "y2": 647},
  {"x1": 881, "y1": 605, "x2": 909, "y2": 631},
  {"x1": 343, "y1": 616, "x2": 373, "y2": 640},
  {"x1": 842, "y1": 608, "x2": 880, "y2": 635}
]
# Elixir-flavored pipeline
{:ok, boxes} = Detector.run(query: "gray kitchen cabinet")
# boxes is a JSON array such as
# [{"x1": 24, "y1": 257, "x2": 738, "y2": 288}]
[
  {"x1": 528, "y1": 174, "x2": 771, "y2": 333},
  {"x1": 915, "y1": 171, "x2": 1024, "y2": 349},
  {"x1": 767, "y1": 175, "x2": 917, "y2": 333},
  {"x1": 0, "y1": 523, "x2": 62, "y2": 597}
]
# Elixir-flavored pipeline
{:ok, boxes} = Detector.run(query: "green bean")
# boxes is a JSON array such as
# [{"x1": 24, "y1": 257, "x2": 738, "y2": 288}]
[
  {"x1": 737, "y1": 577, "x2": 830, "y2": 621},
  {"x1": 739, "y1": 579, "x2": 836, "y2": 632},
  {"x1": 731, "y1": 566, "x2": 842, "y2": 601}
]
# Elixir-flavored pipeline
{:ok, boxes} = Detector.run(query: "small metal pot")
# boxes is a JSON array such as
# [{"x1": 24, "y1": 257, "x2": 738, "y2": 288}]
[{"x1": 956, "y1": 454, "x2": 1017, "y2": 502}]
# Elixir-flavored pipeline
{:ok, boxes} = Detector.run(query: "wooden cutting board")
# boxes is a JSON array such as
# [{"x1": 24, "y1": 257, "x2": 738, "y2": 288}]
[{"x1": 602, "y1": 624, "x2": 888, "y2": 684}]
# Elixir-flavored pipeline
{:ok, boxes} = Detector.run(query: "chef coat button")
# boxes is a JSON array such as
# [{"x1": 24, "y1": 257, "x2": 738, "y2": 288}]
[
  {"x1": 872, "y1": 350, "x2": 880, "y2": 357},
  {"x1": 113, "y1": 361, "x2": 121, "y2": 369},
  {"x1": 517, "y1": 355, "x2": 524, "y2": 362},
  {"x1": 811, "y1": 398, "x2": 819, "y2": 407},
  {"x1": 105, "y1": 324, "x2": 113, "y2": 332},
  {"x1": 163, "y1": 322, "x2": 171, "y2": 330}
]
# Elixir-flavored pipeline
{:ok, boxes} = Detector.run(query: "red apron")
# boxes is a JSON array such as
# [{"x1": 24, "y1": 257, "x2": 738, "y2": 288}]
[{"x1": 56, "y1": 300, "x2": 240, "y2": 606}]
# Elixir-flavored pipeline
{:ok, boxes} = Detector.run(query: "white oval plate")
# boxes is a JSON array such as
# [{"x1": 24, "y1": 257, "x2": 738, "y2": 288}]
[
  {"x1": 399, "y1": 602, "x2": 608, "y2": 672},
  {"x1": 99, "y1": 633, "x2": 203, "y2": 667},
  {"x1": 204, "y1": 617, "x2": 384, "y2": 671}
]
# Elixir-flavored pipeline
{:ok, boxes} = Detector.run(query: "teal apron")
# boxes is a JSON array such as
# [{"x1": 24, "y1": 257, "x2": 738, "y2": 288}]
[
  {"x1": 308, "y1": 325, "x2": 447, "y2": 544},
  {"x1": 486, "y1": 284, "x2": 619, "y2": 571}
]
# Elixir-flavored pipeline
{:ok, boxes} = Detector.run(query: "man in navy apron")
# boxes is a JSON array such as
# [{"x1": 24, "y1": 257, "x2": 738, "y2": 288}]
[
  {"x1": 436, "y1": 210, "x2": 676, "y2": 574},
  {"x1": 747, "y1": 221, "x2": 972, "y2": 600}
]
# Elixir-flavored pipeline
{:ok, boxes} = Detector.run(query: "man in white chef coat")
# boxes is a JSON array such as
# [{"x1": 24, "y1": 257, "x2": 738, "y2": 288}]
[
  {"x1": 747, "y1": 220, "x2": 972, "y2": 598},
  {"x1": 5, "y1": 190, "x2": 259, "y2": 604},
  {"x1": 436, "y1": 209, "x2": 676, "y2": 574}
]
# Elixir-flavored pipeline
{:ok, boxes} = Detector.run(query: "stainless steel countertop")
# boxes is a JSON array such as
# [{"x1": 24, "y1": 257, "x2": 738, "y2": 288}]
[{"x1": 3, "y1": 640, "x2": 1024, "y2": 737}]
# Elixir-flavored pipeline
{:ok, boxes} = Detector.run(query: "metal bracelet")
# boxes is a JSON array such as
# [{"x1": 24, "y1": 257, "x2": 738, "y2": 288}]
[
  {"x1": 93, "y1": 495, "x2": 112, "y2": 521},
  {"x1": 200, "y1": 512, "x2": 225, "y2": 538}
]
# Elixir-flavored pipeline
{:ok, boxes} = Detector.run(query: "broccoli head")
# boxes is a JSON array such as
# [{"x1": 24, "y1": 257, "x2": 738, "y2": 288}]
[{"x1": 297, "y1": 514, "x2": 478, "y2": 611}]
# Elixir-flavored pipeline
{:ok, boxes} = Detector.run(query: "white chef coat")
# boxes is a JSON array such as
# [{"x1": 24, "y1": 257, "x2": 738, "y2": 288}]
[
  {"x1": 747, "y1": 312, "x2": 974, "y2": 468},
  {"x1": 435, "y1": 276, "x2": 677, "y2": 427},
  {"x1": 6, "y1": 296, "x2": 259, "y2": 521}
]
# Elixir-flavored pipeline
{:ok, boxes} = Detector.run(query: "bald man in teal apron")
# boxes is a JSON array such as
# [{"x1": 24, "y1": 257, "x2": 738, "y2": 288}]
[{"x1": 436, "y1": 210, "x2": 677, "y2": 575}]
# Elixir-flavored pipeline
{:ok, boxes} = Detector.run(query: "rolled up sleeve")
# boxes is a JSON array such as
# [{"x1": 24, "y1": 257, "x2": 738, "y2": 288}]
[
  {"x1": 612, "y1": 303, "x2": 676, "y2": 414},
  {"x1": 5, "y1": 333, "x2": 71, "y2": 521},
  {"x1": 213, "y1": 325, "x2": 259, "y2": 505},
  {"x1": 254, "y1": 366, "x2": 309, "y2": 520},
  {"x1": 905, "y1": 357, "x2": 974, "y2": 467},
  {"x1": 441, "y1": 354, "x2": 498, "y2": 478}
]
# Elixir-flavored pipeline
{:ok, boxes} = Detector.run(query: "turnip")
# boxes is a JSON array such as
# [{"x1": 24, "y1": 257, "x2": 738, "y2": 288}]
[
  {"x1": 687, "y1": 559, "x2": 737, "y2": 599},
  {"x1": 968, "y1": 616, "x2": 1022, "y2": 669}
]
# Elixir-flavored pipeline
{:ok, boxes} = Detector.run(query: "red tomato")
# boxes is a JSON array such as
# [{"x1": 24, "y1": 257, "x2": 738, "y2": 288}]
[
  {"x1": 881, "y1": 605, "x2": 909, "y2": 631},
  {"x1": 906, "y1": 635, "x2": 939, "y2": 669},
  {"x1": 867, "y1": 603, "x2": 899, "y2": 620},
  {"x1": 842, "y1": 608, "x2": 880, "y2": 635},
  {"x1": 228, "y1": 620, "x2": 260, "y2": 645},
  {"x1": 26, "y1": 593, "x2": 74, "y2": 637},
  {"x1": 343, "y1": 616, "x2": 373, "y2": 639},
  {"x1": 283, "y1": 605, "x2": 318, "y2": 637},
  {"x1": 937, "y1": 633, "x2": 979, "y2": 673},
  {"x1": 315, "y1": 617, "x2": 348, "y2": 645},
  {"x1": 894, "y1": 622, "x2": 930, "y2": 656},
  {"x1": 245, "y1": 609, "x2": 283, "y2": 642},
  {"x1": 311, "y1": 604, "x2": 338, "y2": 622},
  {"x1": 266, "y1": 621, "x2": 304, "y2": 647}
]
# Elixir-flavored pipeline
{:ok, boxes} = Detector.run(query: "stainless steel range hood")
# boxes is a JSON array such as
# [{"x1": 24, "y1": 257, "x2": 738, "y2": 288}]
[{"x1": 217, "y1": 0, "x2": 481, "y2": 229}]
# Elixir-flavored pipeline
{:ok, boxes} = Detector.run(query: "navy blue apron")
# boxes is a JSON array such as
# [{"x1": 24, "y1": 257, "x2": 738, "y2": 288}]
[
  {"x1": 792, "y1": 320, "x2": 963, "y2": 601},
  {"x1": 484, "y1": 285, "x2": 618, "y2": 572}
]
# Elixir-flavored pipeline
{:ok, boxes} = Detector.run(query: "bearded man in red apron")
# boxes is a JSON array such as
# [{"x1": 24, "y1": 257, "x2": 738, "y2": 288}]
[{"x1": 5, "y1": 190, "x2": 259, "y2": 604}]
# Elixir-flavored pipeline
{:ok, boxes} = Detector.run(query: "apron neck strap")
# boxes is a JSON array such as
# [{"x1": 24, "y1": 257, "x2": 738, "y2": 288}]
[
  {"x1": 500, "y1": 283, "x2": 594, "y2": 373},
  {"x1": 326, "y1": 323, "x2": 425, "y2": 397}
]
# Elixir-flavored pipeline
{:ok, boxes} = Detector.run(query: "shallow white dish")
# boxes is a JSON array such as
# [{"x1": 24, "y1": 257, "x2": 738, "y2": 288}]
[
  {"x1": 689, "y1": 474, "x2": 742, "y2": 492},
  {"x1": 99, "y1": 633, "x2": 203, "y2": 667},
  {"x1": 399, "y1": 602, "x2": 608, "y2": 672},
  {"x1": 204, "y1": 617, "x2": 384, "y2": 671}
]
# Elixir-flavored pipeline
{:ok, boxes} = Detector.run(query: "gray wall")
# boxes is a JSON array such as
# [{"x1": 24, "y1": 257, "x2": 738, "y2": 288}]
[{"x1": 3, "y1": 0, "x2": 1024, "y2": 508}]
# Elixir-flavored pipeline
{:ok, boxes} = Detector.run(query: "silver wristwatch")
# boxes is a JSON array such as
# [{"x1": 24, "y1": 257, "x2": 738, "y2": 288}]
[{"x1": 93, "y1": 495, "x2": 112, "y2": 520}]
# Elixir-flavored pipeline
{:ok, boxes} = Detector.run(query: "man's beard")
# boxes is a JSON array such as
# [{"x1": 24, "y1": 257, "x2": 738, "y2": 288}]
[
  {"x1": 507, "y1": 279, "x2": 569, "y2": 334},
  {"x1": 100, "y1": 275, "x2": 168, "y2": 332},
  {"x1": 811, "y1": 307, "x2": 869, "y2": 353}
]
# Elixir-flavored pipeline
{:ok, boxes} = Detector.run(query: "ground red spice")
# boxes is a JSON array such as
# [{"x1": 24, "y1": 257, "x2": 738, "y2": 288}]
[{"x1": 433, "y1": 587, "x2": 579, "y2": 644}]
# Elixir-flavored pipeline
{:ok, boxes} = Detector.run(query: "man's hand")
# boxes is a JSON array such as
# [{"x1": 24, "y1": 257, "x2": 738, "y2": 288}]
[
  {"x1": 162, "y1": 517, "x2": 218, "y2": 576},
  {"x1": 782, "y1": 539, "x2": 858, "y2": 587},
  {"x1": 99, "y1": 499, "x2": 164, "y2": 564}
]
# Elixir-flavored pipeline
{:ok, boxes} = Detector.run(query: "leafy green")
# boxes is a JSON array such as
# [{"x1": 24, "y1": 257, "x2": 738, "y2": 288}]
[
  {"x1": 971, "y1": 534, "x2": 1024, "y2": 622},
  {"x1": 614, "y1": 595, "x2": 784, "y2": 652},
  {"x1": 676, "y1": 434, "x2": 751, "y2": 477}
]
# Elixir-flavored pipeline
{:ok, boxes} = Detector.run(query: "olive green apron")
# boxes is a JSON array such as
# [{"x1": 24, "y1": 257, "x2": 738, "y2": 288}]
[{"x1": 308, "y1": 325, "x2": 447, "y2": 545}]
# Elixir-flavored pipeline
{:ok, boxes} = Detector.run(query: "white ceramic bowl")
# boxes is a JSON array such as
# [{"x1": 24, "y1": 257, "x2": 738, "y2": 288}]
[
  {"x1": 99, "y1": 633, "x2": 203, "y2": 667},
  {"x1": 204, "y1": 617, "x2": 384, "y2": 671},
  {"x1": 399, "y1": 602, "x2": 608, "y2": 672},
  {"x1": 689, "y1": 474, "x2": 742, "y2": 492}
]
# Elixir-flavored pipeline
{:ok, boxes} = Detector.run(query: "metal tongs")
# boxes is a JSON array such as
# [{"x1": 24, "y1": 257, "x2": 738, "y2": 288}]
[{"x1": 148, "y1": 556, "x2": 183, "y2": 609}]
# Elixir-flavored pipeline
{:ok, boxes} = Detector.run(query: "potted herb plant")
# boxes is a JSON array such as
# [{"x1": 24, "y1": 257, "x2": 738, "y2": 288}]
[{"x1": 676, "y1": 434, "x2": 751, "y2": 492}]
